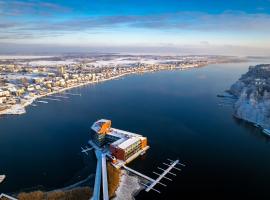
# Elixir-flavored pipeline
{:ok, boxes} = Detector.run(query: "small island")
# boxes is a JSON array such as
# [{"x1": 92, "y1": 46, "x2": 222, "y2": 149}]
[{"x1": 229, "y1": 64, "x2": 270, "y2": 134}]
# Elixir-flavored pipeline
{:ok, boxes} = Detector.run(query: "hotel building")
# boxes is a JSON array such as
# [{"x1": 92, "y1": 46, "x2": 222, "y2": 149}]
[{"x1": 91, "y1": 119, "x2": 149, "y2": 163}]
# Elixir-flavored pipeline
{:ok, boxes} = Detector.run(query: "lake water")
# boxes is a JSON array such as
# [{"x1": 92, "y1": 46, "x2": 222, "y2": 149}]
[{"x1": 1, "y1": 60, "x2": 270, "y2": 199}]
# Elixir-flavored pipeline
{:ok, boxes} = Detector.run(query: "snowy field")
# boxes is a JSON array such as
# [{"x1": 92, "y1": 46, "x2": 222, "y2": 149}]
[
  {"x1": 27, "y1": 60, "x2": 75, "y2": 66},
  {"x1": 113, "y1": 170, "x2": 143, "y2": 200},
  {"x1": 0, "y1": 73, "x2": 44, "y2": 80},
  {"x1": 0, "y1": 55, "x2": 54, "y2": 60},
  {"x1": 89, "y1": 57, "x2": 186, "y2": 67}
]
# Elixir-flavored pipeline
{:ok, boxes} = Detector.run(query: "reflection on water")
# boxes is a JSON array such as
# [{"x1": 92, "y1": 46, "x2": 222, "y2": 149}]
[
  {"x1": 0, "y1": 60, "x2": 270, "y2": 199},
  {"x1": 233, "y1": 117, "x2": 270, "y2": 142}
]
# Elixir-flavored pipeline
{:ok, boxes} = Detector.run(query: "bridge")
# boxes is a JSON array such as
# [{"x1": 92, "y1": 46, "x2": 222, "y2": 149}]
[
  {"x1": 82, "y1": 142, "x2": 109, "y2": 200},
  {"x1": 92, "y1": 150, "x2": 102, "y2": 200}
]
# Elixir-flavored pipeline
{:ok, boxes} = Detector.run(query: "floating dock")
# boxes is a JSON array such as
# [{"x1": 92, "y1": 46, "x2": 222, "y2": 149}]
[
  {"x1": 37, "y1": 100, "x2": 48, "y2": 104},
  {"x1": 42, "y1": 97, "x2": 61, "y2": 101}
]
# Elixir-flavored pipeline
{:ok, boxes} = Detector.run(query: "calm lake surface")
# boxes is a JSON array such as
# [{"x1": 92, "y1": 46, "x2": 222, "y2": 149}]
[{"x1": 1, "y1": 60, "x2": 270, "y2": 199}]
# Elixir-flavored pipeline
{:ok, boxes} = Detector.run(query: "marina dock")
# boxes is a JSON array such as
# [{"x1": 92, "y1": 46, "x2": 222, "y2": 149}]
[
  {"x1": 123, "y1": 159, "x2": 184, "y2": 193},
  {"x1": 123, "y1": 165, "x2": 155, "y2": 182}
]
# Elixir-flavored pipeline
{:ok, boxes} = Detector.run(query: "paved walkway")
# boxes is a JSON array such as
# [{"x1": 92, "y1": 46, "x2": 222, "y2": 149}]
[{"x1": 92, "y1": 150, "x2": 102, "y2": 200}]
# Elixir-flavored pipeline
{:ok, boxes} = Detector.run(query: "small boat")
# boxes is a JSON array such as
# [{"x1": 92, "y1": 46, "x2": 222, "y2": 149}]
[
  {"x1": 0, "y1": 175, "x2": 6, "y2": 183},
  {"x1": 263, "y1": 129, "x2": 270, "y2": 136}
]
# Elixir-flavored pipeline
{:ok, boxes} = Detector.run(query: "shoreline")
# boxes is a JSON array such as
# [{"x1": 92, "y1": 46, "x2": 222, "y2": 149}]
[
  {"x1": 0, "y1": 71, "x2": 134, "y2": 116},
  {"x1": 0, "y1": 65, "x2": 201, "y2": 116},
  {"x1": 229, "y1": 64, "x2": 270, "y2": 134}
]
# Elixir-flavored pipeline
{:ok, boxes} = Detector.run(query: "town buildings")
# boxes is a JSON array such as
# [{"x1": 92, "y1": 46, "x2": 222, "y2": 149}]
[{"x1": 0, "y1": 55, "x2": 232, "y2": 115}]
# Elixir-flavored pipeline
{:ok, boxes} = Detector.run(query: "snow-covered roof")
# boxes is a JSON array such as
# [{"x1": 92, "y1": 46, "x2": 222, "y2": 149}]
[
  {"x1": 110, "y1": 137, "x2": 127, "y2": 147},
  {"x1": 118, "y1": 137, "x2": 140, "y2": 150},
  {"x1": 107, "y1": 131, "x2": 123, "y2": 139},
  {"x1": 8, "y1": 87, "x2": 17, "y2": 92},
  {"x1": 111, "y1": 128, "x2": 141, "y2": 138},
  {"x1": 108, "y1": 128, "x2": 143, "y2": 149}
]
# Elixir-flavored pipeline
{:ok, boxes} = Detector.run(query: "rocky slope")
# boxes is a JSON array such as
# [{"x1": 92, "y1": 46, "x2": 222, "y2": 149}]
[{"x1": 229, "y1": 64, "x2": 270, "y2": 129}]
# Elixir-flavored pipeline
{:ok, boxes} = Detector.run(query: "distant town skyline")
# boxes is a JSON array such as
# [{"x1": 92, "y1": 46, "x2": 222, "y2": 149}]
[{"x1": 1, "y1": 0, "x2": 270, "y2": 55}]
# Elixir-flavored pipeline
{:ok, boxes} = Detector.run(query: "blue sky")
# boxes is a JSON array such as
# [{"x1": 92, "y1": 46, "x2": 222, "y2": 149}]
[{"x1": 1, "y1": 0, "x2": 270, "y2": 55}]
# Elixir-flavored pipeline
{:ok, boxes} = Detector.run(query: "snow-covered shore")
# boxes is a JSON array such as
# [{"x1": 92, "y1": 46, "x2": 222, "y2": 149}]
[
  {"x1": 113, "y1": 170, "x2": 143, "y2": 200},
  {"x1": 0, "y1": 66, "x2": 197, "y2": 117},
  {"x1": 229, "y1": 64, "x2": 270, "y2": 129},
  {"x1": 0, "y1": 72, "x2": 133, "y2": 116}
]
